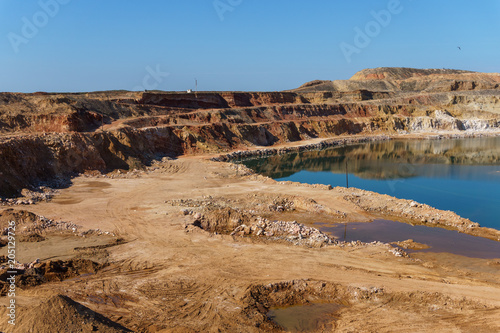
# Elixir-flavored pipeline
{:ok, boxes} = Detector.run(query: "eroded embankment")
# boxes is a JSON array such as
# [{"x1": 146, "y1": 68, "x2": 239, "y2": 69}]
[
  {"x1": 0, "y1": 118, "x2": 367, "y2": 197},
  {"x1": 1, "y1": 90, "x2": 500, "y2": 199},
  {"x1": 2, "y1": 122, "x2": 500, "y2": 201},
  {"x1": 1, "y1": 83, "x2": 500, "y2": 199}
]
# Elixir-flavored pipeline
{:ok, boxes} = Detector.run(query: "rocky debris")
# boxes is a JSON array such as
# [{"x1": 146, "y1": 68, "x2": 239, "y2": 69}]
[
  {"x1": 0, "y1": 257, "x2": 104, "y2": 295},
  {"x1": 0, "y1": 209, "x2": 115, "y2": 242},
  {"x1": 28, "y1": 258, "x2": 40, "y2": 268},
  {"x1": 228, "y1": 163, "x2": 255, "y2": 177},
  {"x1": 176, "y1": 196, "x2": 405, "y2": 250},
  {"x1": 189, "y1": 206, "x2": 399, "y2": 251},
  {"x1": 211, "y1": 135, "x2": 391, "y2": 162},
  {"x1": 288, "y1": 196, "x2": 344, "y2": 216},
  {"x1": 338, "y1": 187, "x2": 480, "y2": 232},
  {"x1": 188, "y1": 207, "x2": 250, "y2": 234},
  {"x1": 230, "y1": 217, "x2": 336, "y2": 247},
  {"x1": 0, "y1": 208, "x2": 77, "y2": 235},
  {"x1": 268, "y1": 198, "x2": 295, "y2": 212},
  {"x1": 389, "y1": 247, "x2": 409, "y2": 258},
  {"x1": 277, "y1": 180, "x2": 333, "y2": 191},
  {"x1": 79, "y1": 229, "x2": 116, "y2": 237},
  {"x1": 166, "y1": 196, "x2": 237, "y2": 211},
  {"x1": 18, "y1": 233, "x2": 46, "y2": 243},
  {"x1": 108, "y1": 168, "x2": 144, "y2": 179},
  {"x1": 0, "y1": 186, "x2": 58, "y2": 206},
  {"x1": 487, "y1": 260, "x2": 500, "y2": 266},
  {"x1": 178, "y1": 188, "x2": 499, "y2": 250},
  {"x1": 150, "y1": 156, "x2": 176, "y2": 165},
  {"x1": 88, "y1": 168, "x2": 146, "y2": 180},
  {"x1": 0, "y1": 209, "x2": 78, "y2": 236},
  {"x1": 394, "y1": 110, "x2": 500, "y2": 134},
  {"x1": 333, "y1": 240, "x2": 410, "y2": 258},
  {"x1": 187, "y1": 206, "x2": 336, "y2": 247},
  {"x1": 168, "y1": 193, "x2": 338, "y2": 218},
  {"x1": 391, "y1": 239, "x2": 430, "y2": 250}
]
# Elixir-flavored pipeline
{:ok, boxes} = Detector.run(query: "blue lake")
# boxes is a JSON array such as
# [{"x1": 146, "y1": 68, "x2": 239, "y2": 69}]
[{"x1": 241, "y1": 136, "x2": 500, "y2": 231}]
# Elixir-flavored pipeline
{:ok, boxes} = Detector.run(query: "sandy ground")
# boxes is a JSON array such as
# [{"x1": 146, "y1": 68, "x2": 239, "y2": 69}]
[{"x1": 0, "y1": 155, "x2": 499, "y2": 332}]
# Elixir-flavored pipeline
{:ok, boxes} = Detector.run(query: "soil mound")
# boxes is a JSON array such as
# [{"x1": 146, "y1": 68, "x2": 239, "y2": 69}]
[{"x1": 11, "y1": 294, "x2": 132, "y2": 332}]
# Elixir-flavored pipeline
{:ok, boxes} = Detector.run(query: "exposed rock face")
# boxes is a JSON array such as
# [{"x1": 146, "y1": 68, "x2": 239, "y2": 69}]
[
  {"x1": 350, "y1": 67, "x2": 476, "y2": 81},
  {"x1": 294, "y1": 67, "x2": 500, "y2": 94},
  {"x1": 393, "y1": 110, "x2": 500, "y2": 133},
  {"x1": 0, "y1": 119, "x2": 367, "y2": 196},
  {"x1": 0, "y1": 67, "x2": 499, "y2": 197},
  {"x1": 139, "y1": 91, "x2": 306, "y2": 109}
]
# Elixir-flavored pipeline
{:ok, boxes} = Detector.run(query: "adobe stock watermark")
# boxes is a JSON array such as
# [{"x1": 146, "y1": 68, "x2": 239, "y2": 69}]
[
  {"x1": 6, "y1": 220, "x2": 17, "y2": 327},
  {"x1": 7, "y1": 0, "x2": 72, "y2": 54},
  {"x1": 340, "y1": 0, "x2": 411, "y2": 63},
  {"x1": 132, "y1": 65, "x2": 169, "y2": 92},
  {"x1": 213, "y1": 0, "x2": 243, "y2": 21},
  {"x1": 387, "y1": 162, "x2": 417, "y2": 193}
]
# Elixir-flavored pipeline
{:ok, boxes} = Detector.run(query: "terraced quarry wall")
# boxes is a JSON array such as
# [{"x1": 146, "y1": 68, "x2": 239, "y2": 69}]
[{"x1": 1, "y1": 68, "x2": 500, "y2": 197}]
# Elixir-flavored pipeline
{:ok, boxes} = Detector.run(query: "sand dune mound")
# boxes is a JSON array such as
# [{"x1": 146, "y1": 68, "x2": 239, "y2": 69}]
[
  {"x1": 294, "y1": 67, "x2": 500, "y2": 93},
  {"x1": 10, "y1": 295, "x2": 131, "y2": 333}
]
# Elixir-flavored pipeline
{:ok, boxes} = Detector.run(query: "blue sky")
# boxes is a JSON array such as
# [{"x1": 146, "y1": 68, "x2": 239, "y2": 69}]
[{"x1": 0, "y1": 0, "x2": 499, "y2": 92}]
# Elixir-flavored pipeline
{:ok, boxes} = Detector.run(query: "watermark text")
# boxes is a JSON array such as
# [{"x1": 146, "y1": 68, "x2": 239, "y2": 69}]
[{"x1": 7, "y1": 0, "x2": 72, "y2": 54}]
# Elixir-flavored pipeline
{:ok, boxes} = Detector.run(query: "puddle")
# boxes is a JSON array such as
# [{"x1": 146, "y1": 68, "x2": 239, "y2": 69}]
[
  {"x1": 321, "y1": 220, "x2": 500, "y2": 259},
  {"x1": 267, "y1": 302, "x2": 343, "y2": 333}
]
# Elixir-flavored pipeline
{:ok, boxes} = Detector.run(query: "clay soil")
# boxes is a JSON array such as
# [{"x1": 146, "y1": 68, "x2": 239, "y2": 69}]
[{"x1": 0, "y1": 150, "x2": 499, "y2": 332}]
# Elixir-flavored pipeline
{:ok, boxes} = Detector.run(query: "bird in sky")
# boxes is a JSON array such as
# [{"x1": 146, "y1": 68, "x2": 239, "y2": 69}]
[{"x1": 457, "y1": 46, "x2": 462, "y2": 50}]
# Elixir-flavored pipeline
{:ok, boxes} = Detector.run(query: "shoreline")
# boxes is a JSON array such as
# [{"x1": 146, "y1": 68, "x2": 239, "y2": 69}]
[
  {"x1": 204, "y1": 130, "x2": 500, "y2": 242},
  {"x1": 211, "y1": 130, "x2": 500, "y2": 162}
]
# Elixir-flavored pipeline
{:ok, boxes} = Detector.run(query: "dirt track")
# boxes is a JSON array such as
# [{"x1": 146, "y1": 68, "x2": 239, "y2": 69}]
[{"x1": 0, "y1": 155, "x2": 499, "y2": 332}]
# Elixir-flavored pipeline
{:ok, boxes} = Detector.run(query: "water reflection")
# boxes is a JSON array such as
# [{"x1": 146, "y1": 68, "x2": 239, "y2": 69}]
[
  {"x1": 267, "y1": 303, "x2": 343, "y2": 333},
  {"x1": 321, "y1": 220, "x2": 500, "y2": 259},
  {"x1": 241, "y1": 137, "x2": 500, "y2": 229},
  {"x1": 243, "y1": 137, "x2": 500, "y2": 180}
]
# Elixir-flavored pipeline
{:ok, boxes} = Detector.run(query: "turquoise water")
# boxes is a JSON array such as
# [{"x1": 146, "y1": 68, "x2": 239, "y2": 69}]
[{"x1": 242, "y1": 137, "x2": 500, "y2": 230}]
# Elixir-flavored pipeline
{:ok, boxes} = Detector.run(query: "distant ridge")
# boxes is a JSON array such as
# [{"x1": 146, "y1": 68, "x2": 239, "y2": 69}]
[
  {"x1": 291, "y1": 67, "x2": 500, "y2": 93},
  {"x1": 350, "y1": 67, "x2": 476, "y2": 81}
]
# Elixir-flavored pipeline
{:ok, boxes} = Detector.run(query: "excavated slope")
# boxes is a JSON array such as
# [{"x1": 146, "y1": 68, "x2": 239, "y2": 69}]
[
  {"x1": 293, "y1": 67, "x2": 500, "y2": 93},
  {"x1": 0, "y1": 67, "x2": 499, "y2": 197},
  {"x1": 9, "y1": 295, "x2": 131, "y2": 332}
]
